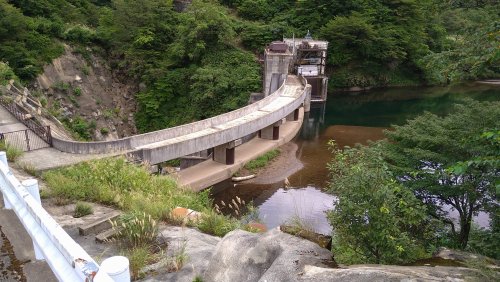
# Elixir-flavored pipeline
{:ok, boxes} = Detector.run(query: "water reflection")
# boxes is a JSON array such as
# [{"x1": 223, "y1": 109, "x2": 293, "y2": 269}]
[{"x1": 258, "y1": 187, "x2": 335, "y2": 235}]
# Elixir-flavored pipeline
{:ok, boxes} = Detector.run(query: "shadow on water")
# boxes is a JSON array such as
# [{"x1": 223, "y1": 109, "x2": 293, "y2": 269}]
[{"x1": 213, "y1": 82, "x2": 500, "y2": 234}]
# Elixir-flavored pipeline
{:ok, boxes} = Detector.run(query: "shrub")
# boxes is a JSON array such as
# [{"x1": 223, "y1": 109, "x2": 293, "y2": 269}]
[
  {"x1": 327, "y1": 141, "x2": 433, "y2": 264},
  {"x1": 74, "y1": 202, "x2": 93, "y2": 218}
]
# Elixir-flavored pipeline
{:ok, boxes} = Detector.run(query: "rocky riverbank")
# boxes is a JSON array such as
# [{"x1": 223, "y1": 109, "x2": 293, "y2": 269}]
[{"x1": 141, "y1": 227, "x2": 493, "y2": 282}]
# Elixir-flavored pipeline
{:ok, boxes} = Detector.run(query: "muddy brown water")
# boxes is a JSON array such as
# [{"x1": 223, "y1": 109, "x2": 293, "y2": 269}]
[{"x1": 214, "y1": 82, "x2": 499, "y2": 235}]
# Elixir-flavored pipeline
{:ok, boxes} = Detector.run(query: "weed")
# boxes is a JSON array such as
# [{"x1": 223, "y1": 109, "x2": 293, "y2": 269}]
[
  {"x1": 126, "y1": 246, "x2": 150, "y2": 280},
  {"x1": 74, "y1": 202, "x2": 93, "y2": 218},
  {"x1": 0, "y1": 140, "x2": 23, "y2": 162},
  {"x1": 244, "y1": 149, "x2": 280, "y2": 172},
  {"x1": 196, "y1": 208, "x2": 241, "y2": 237},
  {"x1": 69, "y1": 95, "x2": 79, "y2": 107},
  {"x1": 100, "y1": 127, "x2": 109, "y2": 135},
  {"x1": 166, "y1": 241, "x2": 188, "y2": 272},
  {"x1": 53, "y1": 81, "x2": 70, "y2": 92},
  {"x1": 39, "y1": 189, "x2": 51, "y2": 199},
  {"x1": 283, "y1": 215, "x2": 316, "y2": 236},
  {"x1": 73, "y1": 87, "x2": 82, "y2": 96},
  {"x1": 54, "y1": 196, "x2": 71, "y2": 206},
  {"x1": 112, "y1": 212, "x2": 158, "y2": 248},
  {"x1": 163, "y1": 158, "x2": 181, "y2": 167},
  {"x1": 95, "y1": 98, "x2": 102, "y2": 105},
  {"x1": 40, "y1": 97, "x2": 47, "y2": 107},
  {"x1": 81, "y1": 65, "x2": 90, "y2": 75},
  {"x1": 192, "y1": 276, "x2": 203, "y2": 282},
  {"x1": 16, "y1": 161, "x2": 38, "y2": 176},
  {"x1": 103, "y1": 110, "x2": 114, "y2": 119}
]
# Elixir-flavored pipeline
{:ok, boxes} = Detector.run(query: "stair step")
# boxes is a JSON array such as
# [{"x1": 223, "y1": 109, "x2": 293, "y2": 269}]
[
  {"x1": 78, "y1": 211, "x2": 121, "y2": 236},
  {"x1": 95, "y1": 227, "x2": 122, "y2": 243}
]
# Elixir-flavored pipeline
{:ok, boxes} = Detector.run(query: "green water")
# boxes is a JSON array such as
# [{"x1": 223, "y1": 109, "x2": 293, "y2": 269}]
[{"x1": 214, "y1": 82, "x2": 500, "y2": 234}]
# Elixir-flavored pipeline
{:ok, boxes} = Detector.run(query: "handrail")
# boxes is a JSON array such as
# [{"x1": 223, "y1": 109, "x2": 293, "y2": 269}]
[
  {"x1": 0, "y1": 97, "x2": 52, "y2": 145},
  {"x1": 50, "y1": 75, "x2": 305, "y2": 155},
  {"x1": 0, "y1": 152, "x2": 119, "y2": 282}
]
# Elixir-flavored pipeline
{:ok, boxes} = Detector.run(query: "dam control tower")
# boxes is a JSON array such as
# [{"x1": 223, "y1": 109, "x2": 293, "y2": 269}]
[{"x1": 263, "y1": 31, "x2": 328, "y2": 102}]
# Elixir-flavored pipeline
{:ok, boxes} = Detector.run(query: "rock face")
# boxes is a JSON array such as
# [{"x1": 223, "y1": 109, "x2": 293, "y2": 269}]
[
  {"x1": 141, "y1": 226, "x2": 221, "y2": 282},
  {"x1": 142, "y1": 228, "x2": 486, "y2": 282},
  {"x1": 203, "y1": 229, "x2": 334, "y2": 282}
]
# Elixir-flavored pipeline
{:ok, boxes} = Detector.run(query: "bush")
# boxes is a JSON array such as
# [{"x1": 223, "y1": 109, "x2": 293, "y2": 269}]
[
  {"x1": 327, "y1": 141, "x2": 433, "y2": 264},
  {"x1": 73, "y1": 202, "x2": 93, "y2": 218}
]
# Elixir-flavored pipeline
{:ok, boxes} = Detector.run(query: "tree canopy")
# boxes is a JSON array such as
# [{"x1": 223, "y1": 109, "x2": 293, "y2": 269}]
[{"x1": 328, "y1": 100, "x2": 500, "y2": 263}]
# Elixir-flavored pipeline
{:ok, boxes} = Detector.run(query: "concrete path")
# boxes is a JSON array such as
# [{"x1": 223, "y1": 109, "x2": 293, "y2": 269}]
[
  {"x1": 0, "y1": 104, "x2": 120, "y2": 170},
  {"x1": 177, "y1": 108, "x2": 304, "y2": 191}
]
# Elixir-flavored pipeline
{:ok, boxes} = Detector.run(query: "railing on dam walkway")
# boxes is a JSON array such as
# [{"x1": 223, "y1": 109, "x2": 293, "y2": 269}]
[
  {"x1": 49, "y1": 75, "x2": 310, "y2": 160},
  {"x1": 0, "y1": 151, "x2": 129, "y2": 282}
]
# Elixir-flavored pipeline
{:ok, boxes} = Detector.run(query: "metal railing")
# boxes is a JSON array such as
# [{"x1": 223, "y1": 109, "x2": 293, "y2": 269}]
[
  {"x1": 0, "y1": 151, "x2": 127, "y2": 281},
  {"x1": 1, "y1": 128, "x2": 51, "y2": 151},
  {"x1": 0, "y1": 97, "x2": 52, "y2": 146}
]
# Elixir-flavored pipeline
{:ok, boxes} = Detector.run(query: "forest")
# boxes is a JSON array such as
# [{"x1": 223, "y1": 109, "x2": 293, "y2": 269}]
[{"x1": 0, "y1": 0, "x2": 498, "y2": 131}]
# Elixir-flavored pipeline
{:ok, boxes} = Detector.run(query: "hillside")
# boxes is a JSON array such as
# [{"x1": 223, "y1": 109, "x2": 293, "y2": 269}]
[{"x1": 0, "y1": 0, "x2": 499, "y2": 139}]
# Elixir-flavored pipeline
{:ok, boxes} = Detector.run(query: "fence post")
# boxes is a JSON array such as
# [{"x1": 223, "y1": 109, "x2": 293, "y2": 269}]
[
  {"x1": 21, "y1": 178, "x2": 44, "y2": 260},
  {"x1": 0, "y1": 151, "x2": 12, "y2": 209},
  {"x1": 24, "y1": 129, "x2": 31, "y2": 151}
]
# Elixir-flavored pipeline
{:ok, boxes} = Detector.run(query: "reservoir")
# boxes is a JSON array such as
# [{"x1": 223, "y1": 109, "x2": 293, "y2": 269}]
[{"x1": 214, "y1": 82, "x2": 499, "y2": 234}]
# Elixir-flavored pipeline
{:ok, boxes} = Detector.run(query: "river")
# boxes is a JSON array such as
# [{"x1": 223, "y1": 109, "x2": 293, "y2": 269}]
[{"x1": 214, "y1": 82, "x2": 499, "y2": 234}]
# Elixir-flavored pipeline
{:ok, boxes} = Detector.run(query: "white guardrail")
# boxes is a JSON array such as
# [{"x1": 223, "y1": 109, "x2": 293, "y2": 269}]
[{"x1": 0, "y1": 151, "x2": 129, "y2": 282}]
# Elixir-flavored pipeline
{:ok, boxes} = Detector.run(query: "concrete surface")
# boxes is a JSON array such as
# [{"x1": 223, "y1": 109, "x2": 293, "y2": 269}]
[{"x1": 176, "y1": 107, "x2": 304, "y2": 191}]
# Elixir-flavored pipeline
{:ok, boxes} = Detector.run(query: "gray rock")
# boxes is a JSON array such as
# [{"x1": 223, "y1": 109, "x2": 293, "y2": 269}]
[
  {"x1": 140, "y1": 226, "x2": 220, "y2": 282},
  {"x1": 203, "y1": 229, "x2": 334, "y2": 282}
]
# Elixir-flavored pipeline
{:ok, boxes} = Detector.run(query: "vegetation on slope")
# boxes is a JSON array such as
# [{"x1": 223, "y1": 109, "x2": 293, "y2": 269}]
[{"x1": 1, "y1": 0, "x2": 498, "y2": 132}]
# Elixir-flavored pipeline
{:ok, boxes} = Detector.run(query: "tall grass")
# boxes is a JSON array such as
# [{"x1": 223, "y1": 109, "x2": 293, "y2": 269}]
[
  {"x1": 0, "y1": 140, "x2": 23, "y2": 162},
  {"x1": 43, "y1": 157, "x2": 210, "y2": 220},
  {"x1": 244, "y1": 149, "x2": 280, "y2": 172}
]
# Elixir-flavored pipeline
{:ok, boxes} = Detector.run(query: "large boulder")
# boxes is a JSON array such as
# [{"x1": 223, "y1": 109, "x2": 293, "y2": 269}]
[
  {"x1": 141, "y1": 226, "x2": 220, "y2": 282},
  {"x1": 203, "y1": 229, "x2": 334, "y2": 282}
]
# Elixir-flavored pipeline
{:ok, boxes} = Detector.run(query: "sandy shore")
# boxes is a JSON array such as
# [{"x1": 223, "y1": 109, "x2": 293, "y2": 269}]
[{"x1": 239, "y1": 141, "x2": 303, "y2": 185}]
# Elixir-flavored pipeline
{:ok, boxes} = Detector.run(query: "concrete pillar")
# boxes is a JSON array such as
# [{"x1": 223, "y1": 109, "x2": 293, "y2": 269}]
[
  {"x1": 260, "y1": 120, "x2": 282, "y2": 140},
  {"x1": 22, "y1": 179, "x2": 44, "y2": 260},
  {"x1": 303, "y1": 84, "x2": 312, "y2": 112},
  {"x1": 286, "y1": 108, "x2": 300, "y2": 121},
  {"x1": 213, "y1": 140, "x2": 240, "y2": 165}
]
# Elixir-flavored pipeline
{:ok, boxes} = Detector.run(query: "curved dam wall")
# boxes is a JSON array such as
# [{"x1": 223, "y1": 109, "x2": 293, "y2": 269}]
[{"x1": 51, "y1": 75, "x2": 310, "y2": 164}]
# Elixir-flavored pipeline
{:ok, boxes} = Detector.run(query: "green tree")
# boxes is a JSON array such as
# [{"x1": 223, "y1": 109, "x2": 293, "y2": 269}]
[
  {"x1": 382, "y1": 100, "x2": 500, "y2": 248},
  {"x1": 327, "y1": 142, "x2": 432, "y2": 264}
]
